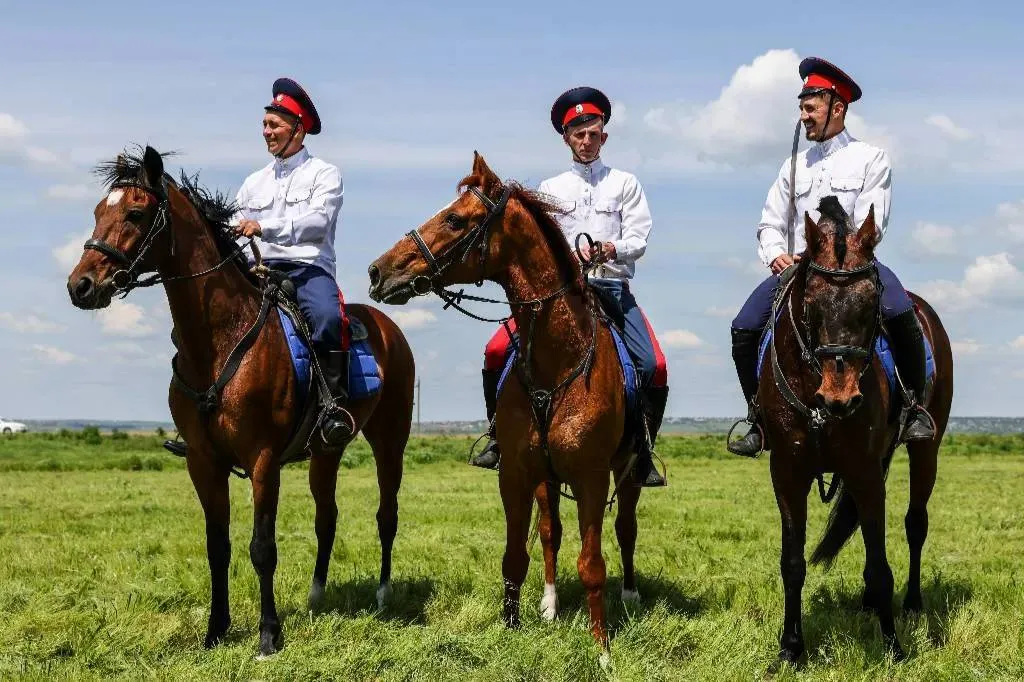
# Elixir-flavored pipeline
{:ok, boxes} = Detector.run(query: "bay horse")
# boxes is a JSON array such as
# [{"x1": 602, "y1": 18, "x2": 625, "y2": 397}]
[
  {"x1": 367, "y1": 153, "x2": 648, "y2": 654},
  {"x1": 761, "y1": 197, "x2": 953, "y2": 664},
  {"x1": 66, "y1": 146, "x2": 415, "y2": 657}
]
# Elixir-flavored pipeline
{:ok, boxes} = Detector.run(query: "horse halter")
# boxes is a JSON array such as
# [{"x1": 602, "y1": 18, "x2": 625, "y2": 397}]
[
  {"x1": 405, "y1": 184, "x2": 512, "y2": 296},
  {"x1": 83, "y1": 179, "x2": 172, "y2": 294},
  {"x1": 803, "y1": 259, "x2": 881, "y2": 379}
]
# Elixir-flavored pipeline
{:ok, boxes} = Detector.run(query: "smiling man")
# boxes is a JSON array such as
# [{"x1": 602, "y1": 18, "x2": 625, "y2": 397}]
[
  {"x1": 727, "y1": 57, "x2": 936, "y2": 457},
  {"x1": 233, "y1": 77, "x2": 352, "y2": 445}
]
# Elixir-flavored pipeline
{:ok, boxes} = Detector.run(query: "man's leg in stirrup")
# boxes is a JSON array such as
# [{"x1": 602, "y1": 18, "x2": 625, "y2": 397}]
[
  {"x1": 727, "y1": 274, "x2": 778, "y2": 457},
  {"x1": 471, "y1": 325, "x2": 514, "y2": 470}
]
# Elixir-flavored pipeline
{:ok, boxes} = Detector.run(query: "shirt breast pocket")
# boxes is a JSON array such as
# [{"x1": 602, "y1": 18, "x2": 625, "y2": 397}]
[
  {"x1": 285, "y1": 182, "x2": 315, "y2": 211},
  {"x1": 593, "y1": 199, "x2": 622, "y2": 237},
  {"x1": 244, "y1": 188, "x2": 275, "y2": 218},
  {"x1": 829, "y1": 177, "x2": 862, "y2": 217}
]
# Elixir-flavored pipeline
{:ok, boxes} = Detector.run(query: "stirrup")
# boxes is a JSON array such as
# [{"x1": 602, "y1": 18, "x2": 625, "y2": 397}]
[
  {"x1": 320, "y1": 406, "x2": 356, "y2": 445},
  {"x1": 726, "y1": 405, "x2": 764, "y2": 456},
  {"x1": 899, "y1": 402, "x2": 936, "y2": 443}
]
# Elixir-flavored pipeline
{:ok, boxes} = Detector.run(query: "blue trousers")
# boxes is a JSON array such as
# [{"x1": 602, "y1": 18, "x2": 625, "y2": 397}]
[
  {"x1": 266, "y1": 261, "x2": 343, "y2": 354},
  {"x1": 731, "y1": 261, "x2": 913, "y2": 331},
  {"x1": 591, "y1": 279, "x2": 658, "y2": 388}
]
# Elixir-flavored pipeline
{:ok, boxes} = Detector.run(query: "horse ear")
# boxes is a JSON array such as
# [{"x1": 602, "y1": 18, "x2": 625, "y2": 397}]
[
  {"x1": 471, "y1": 152, "x2": 499, "y2": 193},
  {"x1": 142, "y1": 146, "x2": 164, "y2": 189},
  {"x1": 804, "y1": 211, "x2": 822, "y2": 254},
  {"x1": 857, "y1": 204, "x2": 878, "y2": 252}
]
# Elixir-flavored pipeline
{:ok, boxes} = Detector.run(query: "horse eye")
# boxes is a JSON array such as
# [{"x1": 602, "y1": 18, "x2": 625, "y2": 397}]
[
  {"x1": 126, "y1": 209, "x2": 145, "y2": 222},
  {"x1": 445, "y1": 214, "x2": 465, "y2": 230}
]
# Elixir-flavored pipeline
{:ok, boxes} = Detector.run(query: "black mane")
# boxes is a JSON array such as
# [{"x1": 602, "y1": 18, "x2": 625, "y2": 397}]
[
  {"x1": 817, "y1": 195, "x2": 851, "y2": 266},
  {"x1": 93, "y1": 146, "x2": 248, "y2": 272}
]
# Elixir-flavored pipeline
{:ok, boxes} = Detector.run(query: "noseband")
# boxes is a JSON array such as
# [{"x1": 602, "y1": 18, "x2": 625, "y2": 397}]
[{"x1": 84, "y1": 179, "x2": 172, "y2": 294}]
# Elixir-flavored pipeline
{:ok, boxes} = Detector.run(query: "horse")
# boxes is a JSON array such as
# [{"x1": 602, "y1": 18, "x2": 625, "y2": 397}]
[
  {"x1": 66, "y1": 146, "x2": 415, "y2": 657},
  {"x1": 759, "y1": 198, "x2": 953, "y2": 664},
  {"x1": 367, "y1": 152, "x2": 649, "y2": 654}
]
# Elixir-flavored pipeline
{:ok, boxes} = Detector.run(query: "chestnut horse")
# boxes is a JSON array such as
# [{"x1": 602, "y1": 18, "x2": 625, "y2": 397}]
[
  {"x1": 367, "y1": 153, "x2": 647, "y2": 653},
  {"x1": 761, "y1": 198, "x2": 953, "y2": 664},
  {"x1": 66, "y1": 146, "x2": 414, "y2": 657}
]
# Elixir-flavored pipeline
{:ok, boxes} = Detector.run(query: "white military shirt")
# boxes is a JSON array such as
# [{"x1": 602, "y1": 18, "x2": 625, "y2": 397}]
[
  {"x1": 232, "y1": 147, "x2": 344, "y2": 276},
  {"x1": 538, "y1": 158, "x2": 653, "y2": 280},
  {"x1": 757, "y1": 128, "x2": 891, "y2": 268}
]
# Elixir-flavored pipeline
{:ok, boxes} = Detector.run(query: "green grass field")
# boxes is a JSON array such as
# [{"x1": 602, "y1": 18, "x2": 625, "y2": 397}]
[{"x1": 0, "y1": 432, "x2": 1021, "y2": 681}]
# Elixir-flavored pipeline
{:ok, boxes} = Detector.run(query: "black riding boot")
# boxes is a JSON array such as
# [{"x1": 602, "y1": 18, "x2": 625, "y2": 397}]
[
  {"x1": 727, "y1": 327, "x2": 766, "y2": 457},
  {"x1": 886, "y1": 310, "x2": 936, "y2": 442},
  {"x1": 319, "y1": 349, "x2": 354, "y2": 446},
  {"x1": 470, "y1": 369, "x2": 502, "y2": 470},
  {"x1": 635, "y1": 385, "x2": 668, "y2": 487}
]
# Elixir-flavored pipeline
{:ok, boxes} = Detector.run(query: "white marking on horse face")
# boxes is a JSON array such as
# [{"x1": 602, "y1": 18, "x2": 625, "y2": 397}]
[
  {"x1": 539, "y1": 582, "x2": 558, "y2": 621},
  {"x1": 106, "y1": 189, "x2": 124, "y2": 207},
  {"x1": 376, "y1": 581, "x2": 393, "y2": 609},
  {"x1": 621, "y1": 587, "x2": 641, "y2": 604}
]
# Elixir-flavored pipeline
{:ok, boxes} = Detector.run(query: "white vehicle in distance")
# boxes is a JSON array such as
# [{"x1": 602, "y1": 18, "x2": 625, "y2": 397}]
[{"x1": 0, "y1": 417, "x2": 28, "y2": 434}]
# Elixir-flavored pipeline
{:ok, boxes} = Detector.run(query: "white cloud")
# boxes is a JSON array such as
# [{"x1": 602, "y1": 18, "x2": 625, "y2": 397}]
[
  {"x1": 925, "y1": 114, "x2": 974, "y2": 141},
  {"x1": 53, "y1": 229, "x2": 93, "y2": 272},
  {"x1": 391, "y1": 309, "x2": 437, "y2": 330},
  {"x1": 911, "y1": 222, "x2": 956, "y2": 256},
  {"x1": 1009, "y1": 335, "x2": 1024, "y2": 351},
  {"x1": 0, "y1": 111, "x2": 66, "y2": 170},
  {"x1": 97, "y1": 301, "x2": 155, "y2": 337},
  {"x1": 704, "y1": 305, "x2": 739, "y2": 318},
  {"x1": 661, "y1": 329, "x2": 704, "y2": 349},
  {"x1": 46, "y1": 184, "x2": 92, "y2": 201},
  {"x1": 951, "y1": 339, "x2": 983, "y2": 355},
  {"x1": 0, "y1": 313, "x2": 66, "y2": 334},
  {"x1": 919, "y1": 252, "x2": 1024, "y2": 311},
  {"x1": 995, "y1": 201, "x2": 1024, "y2": 241},
  {"x1": 32, "y1": 344, "x2": 76, "y2": 365},
  {"x1": 643, "y1": 49, "x2": 801, "y2": 168}
]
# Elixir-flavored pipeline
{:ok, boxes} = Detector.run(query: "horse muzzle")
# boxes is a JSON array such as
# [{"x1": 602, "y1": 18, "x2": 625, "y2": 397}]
[
  {"x1": 367, "y1": 263, "x2": 428, "y2": 306},
  {"x1": 814, "y1": 390, "x2": 864, "y2": 419},
  {"x1": 67, "y1": 273, "x2": 114, "y2": 310}
]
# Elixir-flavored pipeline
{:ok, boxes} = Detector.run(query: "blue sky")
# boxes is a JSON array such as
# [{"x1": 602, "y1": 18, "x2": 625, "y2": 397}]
[{"x1": 2, "y1": 1, "x2": 1023, "y2": 421}]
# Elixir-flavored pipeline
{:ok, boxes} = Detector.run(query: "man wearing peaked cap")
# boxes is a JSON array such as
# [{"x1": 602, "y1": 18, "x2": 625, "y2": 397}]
[
  {"x1": 234, "y1": 77, "x2": 354, "y2": 446},
  {"x1": 471, "y1": 86, "x2": 670, "y2": 488},
  {"x1": 726, "y1": 57, "x2": 936, "y2": 457}
]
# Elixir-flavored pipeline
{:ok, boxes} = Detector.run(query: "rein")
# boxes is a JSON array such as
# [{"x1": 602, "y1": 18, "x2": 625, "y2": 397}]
[{"x1": 769, "y1": 259, "x2": 882, "y2": 503}]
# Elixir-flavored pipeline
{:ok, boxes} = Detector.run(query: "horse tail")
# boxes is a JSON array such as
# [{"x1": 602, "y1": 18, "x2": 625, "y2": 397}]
[{"x1": 810, "y1": 444, "x2": 899, "y2": 568}]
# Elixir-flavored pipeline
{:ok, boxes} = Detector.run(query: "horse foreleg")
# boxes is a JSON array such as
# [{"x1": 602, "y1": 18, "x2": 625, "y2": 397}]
[
  {"x1": 772, "y1": 462, "x2": 811, "y2": 664},
  {"x1": 307, "y1": 448, "x2": 342, "y2": 612},
  {"x1": 904, "y1": 439, "x2": 938, "y2": 614},
  {"x1": 500, "y1": 469, "x2": 534, "y2": 630},
  {"x1": 186, "y1": 453, "x2": 232, "y2": 648},
  {"x1": 575, "y1": 472, "x2": 611, "y2": 649},
  {"x1": 250, "y1": 455, "x2": 283, "y2": 657},
  {"x1": 614, "y1": 479, "x2": 642, "y2": 603},
  {"x1": 535, "y1": 481, "x2": 562, "y2": 621}
]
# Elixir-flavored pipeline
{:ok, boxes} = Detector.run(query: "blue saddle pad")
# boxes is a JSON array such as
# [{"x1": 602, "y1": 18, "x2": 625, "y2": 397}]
[
  {"x1": 277, "y1": 308, "x2": 381, "y2": 409},
  {"x1": 756, "y1": 325, "x2": 935, "y2": 395},
  {"x1": 496, "y1": 323, "x2": 639, "y2": 414}
]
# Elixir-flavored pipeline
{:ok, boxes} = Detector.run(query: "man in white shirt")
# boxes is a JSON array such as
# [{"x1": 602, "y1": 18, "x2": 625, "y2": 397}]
[
  {"x1": 471, "y1": 87, "x2": 668, "y2": 488},
  {"x1": 232, "y1": 77, "x2": 351, "y2": 445},
  {"x1": 727, "y1": 58, "x2": 935, "y2": 457}
]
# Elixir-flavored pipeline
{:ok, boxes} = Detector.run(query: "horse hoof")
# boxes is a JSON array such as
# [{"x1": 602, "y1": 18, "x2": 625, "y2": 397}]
[
  {"x1": 256, "y1": 627, "x2": 283, "y2": 658},
  {"x1": 890, "y1": 642, "x2": 907, "y2": 662},
  {"x1": 376, "y1": 581, "x2": 393, "y2": 610},
  {"x1": 307, "y1": 580, "x2": 326, "y2": 612},
  {"x1": 539, "y1": 583, "x2": 558, "y2": 622},
  {"x1": 903, "y1": 594, "x2": 923, "y2": 615},
  {"x1": 203, "y1": 617, "x2": 230, "y2": 648},
  {"x1": 621, "y1": 587, "x2": 641, "y2": 605}
]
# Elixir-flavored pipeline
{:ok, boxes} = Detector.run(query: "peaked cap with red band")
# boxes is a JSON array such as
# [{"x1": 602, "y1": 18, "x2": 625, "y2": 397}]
[
  {"x1": 798, "y1": 57, "x2": 862, "y2": 104},
  {"x1": 265, "y1": 77, "x2": 322, "y2": 135},
  {"x1": 550, "y1": 86, "x2": 612, "y2": 134}
]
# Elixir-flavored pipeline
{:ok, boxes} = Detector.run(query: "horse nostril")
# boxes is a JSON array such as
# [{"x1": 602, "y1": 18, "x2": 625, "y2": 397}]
[
  {"x1": 367, "y1": 265, "x2": 380, "y2": 289},
  {"x1": 73, "y1": 276, "x2": 94, "y2": 302},
  {"x1": 849, "y1": 394, "x2": 863, "y2": 411}
]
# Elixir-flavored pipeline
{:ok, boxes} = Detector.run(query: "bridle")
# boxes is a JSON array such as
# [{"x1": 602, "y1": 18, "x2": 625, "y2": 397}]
[
  {"x1": 802, "y1": 259, "x2": 881, "y2": 378},
  {"x1": 83, "y1": 178, "x2": 255, "y2": 297}
]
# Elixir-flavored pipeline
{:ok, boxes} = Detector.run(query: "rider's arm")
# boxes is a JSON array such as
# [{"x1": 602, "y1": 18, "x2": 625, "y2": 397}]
[
  {"x1": 757, "y1": 159, "x2": 790, "y2": 269},
  {"x1": 258, "y1": 166, "x2": 344, "y2": 246},
  {"x1": 854, "y1": 149, "x2": 892, "y2": 244},
  {"x1": 611, "y1": 175, "x2": 652, "y2": 263}
]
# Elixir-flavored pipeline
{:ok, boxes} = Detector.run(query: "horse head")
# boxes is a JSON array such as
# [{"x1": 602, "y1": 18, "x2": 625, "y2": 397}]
[
  {"x1": 67, "y1": 146, "x2": 173, "y2": 310},
  {"x1": 802, "y1": 196, "x2": 881, "y2": 418}
]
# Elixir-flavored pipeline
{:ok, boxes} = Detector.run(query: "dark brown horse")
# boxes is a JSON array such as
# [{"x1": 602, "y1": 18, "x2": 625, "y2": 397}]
[
  {"x1": 367, "y1": 153, "x2": 646, "y2": 655},
  {"x1": 66, "y1": 146, "x2": 415, "y2": 657},
  {"x1": 761, "y1": 198, "x2": 953, "y2": 664}
]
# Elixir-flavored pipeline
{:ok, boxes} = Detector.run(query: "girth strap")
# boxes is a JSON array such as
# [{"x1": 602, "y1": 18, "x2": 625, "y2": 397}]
[{"x1": 171, "y1": 287, "x2": 277, "y2": 417}]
